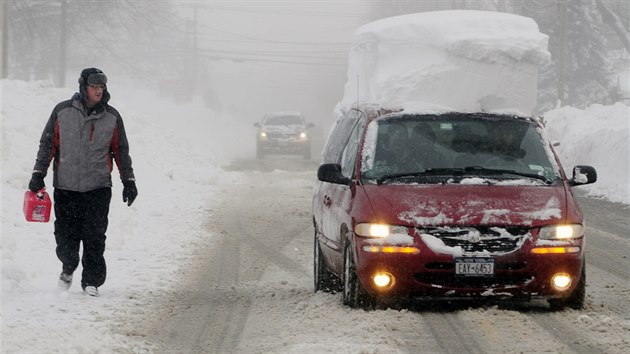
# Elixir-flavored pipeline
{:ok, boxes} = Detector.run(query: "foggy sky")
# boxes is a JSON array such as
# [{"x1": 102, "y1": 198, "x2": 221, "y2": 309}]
[{"x1": 177, "y1": 1, "x2": 367, "y2": 125}]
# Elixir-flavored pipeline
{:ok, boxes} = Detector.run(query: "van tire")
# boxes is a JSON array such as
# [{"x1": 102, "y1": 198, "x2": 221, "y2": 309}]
[
  {"x1": 314, "y1": 232, "x2": 339, "y2": 293},
  {"x1": 342, "y1": 242, "x2": 373, "y2": 309},
  {"x1": 549, "y1": 260, "x2": 586, "y2": 310}
]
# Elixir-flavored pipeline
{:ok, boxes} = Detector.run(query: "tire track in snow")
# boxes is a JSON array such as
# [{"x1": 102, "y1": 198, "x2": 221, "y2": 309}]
[
  {"x1": 421, "y1": 311, "x2": 485, "y2": 354},
  {"x1": 194, "y1": 166, "x2": 313, "y2": 352},
  {"x1": 585, "y1": 226, "x2": 630, "y2": 281},
  {"x1": 149, "y1": 204, "x2": 249, "y2": 354},
  {"x1": 527, "y1": 313, "x2": 608, "y2": 354}
]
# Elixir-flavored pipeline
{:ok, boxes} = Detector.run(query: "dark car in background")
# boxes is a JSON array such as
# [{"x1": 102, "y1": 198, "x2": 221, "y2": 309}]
[
  {"x1": 312, "y1": 104, "x2": 597, "y2": 310},
  {"x1": 254, "y1": 111, "x2": 314, "y2": 159}
]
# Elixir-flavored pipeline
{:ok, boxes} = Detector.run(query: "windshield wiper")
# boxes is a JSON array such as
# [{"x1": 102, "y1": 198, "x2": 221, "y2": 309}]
[
  {"x1": 375, "y1": 167, "x2": 552, "y2": 185},
  {"x1": 375, "y1": 168, "x2": 465, "y2": 185},
  {"x1": 462, "y1": 166, "x2": 553, "y2": 184}
]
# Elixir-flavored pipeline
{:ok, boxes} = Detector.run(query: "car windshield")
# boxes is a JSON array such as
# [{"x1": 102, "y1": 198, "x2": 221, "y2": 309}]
[
  {"x1": 265, "y1": 115, "x2": 303, "y2": 126},
  {"x1": 361, "y1": 114, "x2": 561, "y2": 184}
]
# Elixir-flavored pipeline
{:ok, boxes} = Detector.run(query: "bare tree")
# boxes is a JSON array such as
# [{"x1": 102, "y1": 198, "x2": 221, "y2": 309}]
[
  {"x1": 1, "y1": 0, "x2": 9, "y2": 79},
  {"x1": 6, "y1": 0, "x2": 187, "y2": 87},
  {"x1": 596, "y1": 0, "x2": 630, "y2": 53}
]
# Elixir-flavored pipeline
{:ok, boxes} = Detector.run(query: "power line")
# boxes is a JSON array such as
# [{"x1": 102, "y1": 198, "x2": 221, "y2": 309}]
[
  {"x1": 179, "y1": 2, "x2": 366, "y2": 18},
  {"x1": 198, "y1": 47, "x2": 347, "y2": 57},
  {"x1": 197, "y1": 23, "x2": 351, "y2": 46},
  {"x1": 198, "y1": 52, "x2": 346, "y2": 67}
]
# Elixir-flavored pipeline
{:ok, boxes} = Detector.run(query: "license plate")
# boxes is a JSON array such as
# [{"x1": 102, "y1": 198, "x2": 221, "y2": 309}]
[{"x1": 455, "y1": 257, "x2": 495, "y2": 276}]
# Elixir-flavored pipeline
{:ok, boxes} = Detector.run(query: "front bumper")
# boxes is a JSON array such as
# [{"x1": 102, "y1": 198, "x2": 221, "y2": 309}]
[{"x1": 353, "y1": 236, "x2": 584, "y2": 301}]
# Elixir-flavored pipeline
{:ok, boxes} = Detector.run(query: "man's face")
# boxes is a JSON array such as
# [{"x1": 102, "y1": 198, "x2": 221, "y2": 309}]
[{"x1": 85, "y1": 84, "x2": 104, "y2": 107}]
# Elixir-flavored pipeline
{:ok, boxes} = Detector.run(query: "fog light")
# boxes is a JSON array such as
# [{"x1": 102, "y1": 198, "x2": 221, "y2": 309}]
[
  {"x1": 552, "y1": 273, "x2": 572, "y2": 291},
  {"x1": 373, "y1": 273, "x2": 393, "y2": 288}
]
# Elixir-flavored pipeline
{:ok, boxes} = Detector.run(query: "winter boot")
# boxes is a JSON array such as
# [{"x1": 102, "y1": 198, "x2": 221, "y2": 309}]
[
  {"x1": 83, "y1": 286, "x2": 99, "y2": 297},
  {"x1": 58, "y1": 272, "x2": 73, "y2": 290}
]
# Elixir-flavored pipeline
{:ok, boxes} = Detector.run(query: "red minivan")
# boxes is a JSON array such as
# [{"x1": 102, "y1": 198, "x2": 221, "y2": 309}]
[{"x1": 312, "y1": 105, "x2": 596, "y2": 309}]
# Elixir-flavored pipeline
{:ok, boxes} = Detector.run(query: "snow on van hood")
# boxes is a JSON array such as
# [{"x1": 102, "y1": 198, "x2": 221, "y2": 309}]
[{"x1": 361, "y1": 184, "x2": 564, "y2": 227}]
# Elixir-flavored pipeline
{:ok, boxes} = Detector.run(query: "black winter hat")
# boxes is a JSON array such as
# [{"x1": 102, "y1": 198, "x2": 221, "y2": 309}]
[
  {"x1": 78, "y1": 67, "x2": 110, "y2": 103},
  {"x1": 79, "y1": 67, "x2": 107, "y2": 86}
]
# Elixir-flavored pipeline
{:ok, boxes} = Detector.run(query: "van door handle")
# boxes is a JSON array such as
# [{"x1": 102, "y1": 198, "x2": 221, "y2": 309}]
[{"x1": 323, "y1": 195, "x2": 332, "y2": 206}]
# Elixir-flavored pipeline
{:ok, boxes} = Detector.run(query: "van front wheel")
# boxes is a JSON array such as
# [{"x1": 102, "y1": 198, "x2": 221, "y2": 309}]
[
  {"x1": 342, "y1": 243, "x2": 373, "y2": 309},
  {"x1": 314, "y1": 233, "x2": 339, "y2": 293}
]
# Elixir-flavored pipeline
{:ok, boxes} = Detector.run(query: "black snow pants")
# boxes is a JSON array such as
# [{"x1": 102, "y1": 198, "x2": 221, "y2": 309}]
[{"x1": 54, "y1": 187, "x2": 111, "y2": 289}]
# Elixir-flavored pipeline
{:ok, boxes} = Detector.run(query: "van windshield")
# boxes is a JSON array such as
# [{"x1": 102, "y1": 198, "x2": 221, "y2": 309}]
[{"x1": 361, "y1": 114, "x2": 561, "y2": 184}]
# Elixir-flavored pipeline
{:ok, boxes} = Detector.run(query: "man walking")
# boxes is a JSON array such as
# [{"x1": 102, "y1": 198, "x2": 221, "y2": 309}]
[{"x1": 29, "y1": 67, "x2": 137, "y2": 297}]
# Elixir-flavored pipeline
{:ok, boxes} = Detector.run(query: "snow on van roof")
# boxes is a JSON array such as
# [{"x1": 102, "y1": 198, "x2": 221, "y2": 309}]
[{"x1": 337, "y1": 10, "x2": 551, "y2": 117}]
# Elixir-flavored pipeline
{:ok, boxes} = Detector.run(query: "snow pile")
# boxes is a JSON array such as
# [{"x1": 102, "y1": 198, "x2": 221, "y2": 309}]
[
  {"x1": 338, "y1": 10, "x2": 551, "y2": 116},
  {"x1": 545, "y1": 102, "x2": 629, "y2": 204}
]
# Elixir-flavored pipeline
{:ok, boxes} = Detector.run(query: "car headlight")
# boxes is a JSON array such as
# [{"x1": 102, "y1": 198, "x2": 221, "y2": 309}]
[
  {"x1": 355, "y1": 223, "x2": 407, "y2": 238},
  {"x1": 538, "y1": 224, "x2": 584, "y2": 240},
  {"x1": 298, "y1": 132, "x2": 308, "y2": 140},
  {"x1": 259, "y1": 132, "x2": 268, "y2": 139}
]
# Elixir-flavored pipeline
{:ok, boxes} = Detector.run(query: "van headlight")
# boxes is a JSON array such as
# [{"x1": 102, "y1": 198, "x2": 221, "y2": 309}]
[
  {"x1": 538, "y1": 224, "x2": 584, "y2": 240},
  {"x1": 355, "y1": 223, "x2": 407, "y2": 238}
]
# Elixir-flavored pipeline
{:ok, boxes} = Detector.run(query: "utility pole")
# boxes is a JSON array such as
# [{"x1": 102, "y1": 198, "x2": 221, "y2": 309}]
[
  {"x1": 192, "y1": 3, "x2": 198, "y2": 94},
  {"x1": 1, "y1": 0, "x2": 9, "y2": 79},
  {"x1": 58, "y1": 0, "x2": 67, "y2": 87}
]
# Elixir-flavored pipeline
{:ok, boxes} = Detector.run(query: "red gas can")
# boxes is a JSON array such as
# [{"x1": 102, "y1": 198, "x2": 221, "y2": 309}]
[{"x1": 23, "y1": 189, "x2": 52, "y2": 223}]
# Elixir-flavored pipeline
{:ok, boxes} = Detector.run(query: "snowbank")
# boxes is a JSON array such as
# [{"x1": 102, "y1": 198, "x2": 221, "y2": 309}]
[
  {"x1": 545, "y1": 103, "x2": 630, "y2": 204},
  {"x1": 338, "y1": 10, "x2": 551, "y2": 116}
]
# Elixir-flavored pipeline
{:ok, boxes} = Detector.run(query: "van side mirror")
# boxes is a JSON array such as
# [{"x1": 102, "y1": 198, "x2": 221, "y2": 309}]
[
  {"x1": 317, "y1": 163, "x2": 351, "y2": 185},
  {"x1": 254, "y1": 122, "x2": 261, "y2": 128},
  {"x1": 307, "y1": 122, "x2": 315, "y2": 128},
  {"x1": 570, "y1": 165, "x2": 597, "y2": 186}
]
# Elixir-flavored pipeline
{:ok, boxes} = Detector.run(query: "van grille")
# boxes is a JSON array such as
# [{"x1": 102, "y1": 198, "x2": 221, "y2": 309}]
[
  {"x1": 417, "y1": 226, "x2": 530, "y2": 254},
  {"x1": 267, "y1": 133, "x2": 296, "y2": 140},
  {"x1": 414, "y1": 273, "x2": 533, "y2": 288}
]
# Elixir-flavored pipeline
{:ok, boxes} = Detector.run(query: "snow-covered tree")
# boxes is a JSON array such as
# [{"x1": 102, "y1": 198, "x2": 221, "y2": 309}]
[
  {"x1": 6, "y1": 0, "x2": 188, "y2": 87},
  {"x1": 560, "y1": 0, "x2": 611, "y2": 106}
]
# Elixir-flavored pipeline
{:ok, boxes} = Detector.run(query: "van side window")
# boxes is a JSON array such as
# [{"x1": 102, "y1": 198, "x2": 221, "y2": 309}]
[
  {"x1": 322, "y1": 110, "x2": 361, "y2": 163},
  {"x1": 341, "y1": 117, "x2": 366, "y2": 177}
]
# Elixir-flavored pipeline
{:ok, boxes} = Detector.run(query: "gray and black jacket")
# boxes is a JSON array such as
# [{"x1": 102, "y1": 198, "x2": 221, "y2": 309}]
[{"x1": 33, "y1": 92, "x2": 135, "y2": 192}]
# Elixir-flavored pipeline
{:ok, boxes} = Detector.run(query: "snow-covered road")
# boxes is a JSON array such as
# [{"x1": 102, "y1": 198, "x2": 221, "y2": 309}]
[
  {"x1": 132, "y1": 157, "x2": 630, "y2": 354},
  {"x1": 3, "y1": 80, "x2": 628, "y2": 354}
]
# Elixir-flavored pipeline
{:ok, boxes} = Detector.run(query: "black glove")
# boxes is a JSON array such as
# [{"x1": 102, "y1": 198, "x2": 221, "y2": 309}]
[
  {"x1": 28, "y1": 172, "x2": 45, "y2": 193},
  {"x1": 122, "y1": 180, "x2": 138, "y2": 206}
]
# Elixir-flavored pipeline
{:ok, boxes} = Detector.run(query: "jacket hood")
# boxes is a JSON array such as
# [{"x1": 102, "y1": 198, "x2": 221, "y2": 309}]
[{"x1": 360, "y1": 183, "x2": 567, "y2": 227}]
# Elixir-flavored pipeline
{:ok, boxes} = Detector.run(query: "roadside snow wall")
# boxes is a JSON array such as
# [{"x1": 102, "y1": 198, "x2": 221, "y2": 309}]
[{"x1": 338, "y1": 10, "x2": 551, "y2": 116}]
